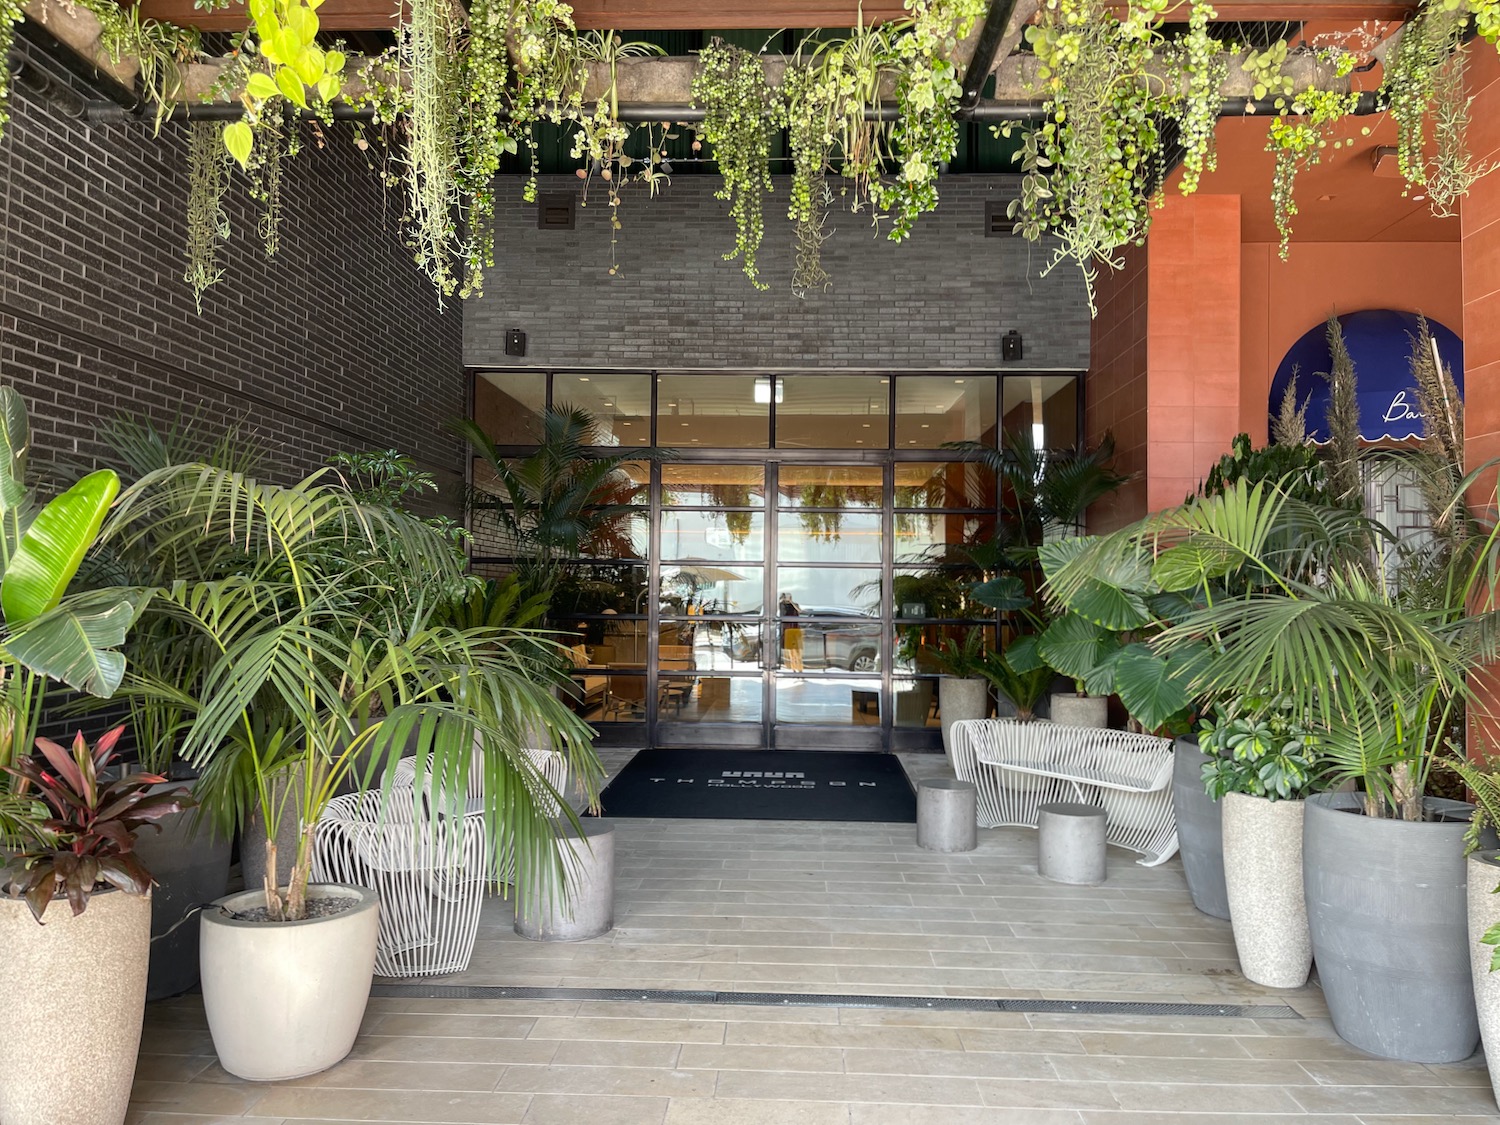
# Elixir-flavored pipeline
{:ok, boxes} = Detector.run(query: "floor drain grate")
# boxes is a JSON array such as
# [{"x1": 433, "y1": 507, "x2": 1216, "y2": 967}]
[{"x1": 369, "y1": 983, "x2": 1300, "y2": 1019}]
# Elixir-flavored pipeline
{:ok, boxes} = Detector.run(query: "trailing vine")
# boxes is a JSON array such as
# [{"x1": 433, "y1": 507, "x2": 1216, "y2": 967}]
[
  {"x1": 400, "y1": 0, "x2": 466, "y2": 300},
  {"x1": 691, "y1": 39, "x2": 779, "y2": 289},
  {"x1": 184, "y1": 120, "x2": 231, "y2": 313},
  {"x1": 0, "y1": 0, "x2": 23, "y2": 140},
  {"x1": 1167, "y1": 1, "x2": 1228, "y2": 195},
  {"x1": 1426, "y1": 45, "x2": 1495, "y2": 214},
  {"x1": 1265, "y1": 52, "x2": 1359, "y2": 259},
  {"x1": 245, "y1": 108, "x2": 291, "y2": 257}
]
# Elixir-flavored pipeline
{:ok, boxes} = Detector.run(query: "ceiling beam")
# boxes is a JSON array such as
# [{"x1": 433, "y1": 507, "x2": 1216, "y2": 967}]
[{"x1": 128, "y1": 0, "x2": 1417, "y2": 34}]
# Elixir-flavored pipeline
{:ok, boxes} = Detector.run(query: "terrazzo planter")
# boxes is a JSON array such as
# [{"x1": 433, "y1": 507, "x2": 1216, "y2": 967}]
[
  {"x1": 1222, "y1": 793, "x2": 1309, "y2": 988},
  {"x1": 200, "y1": 883, "x2": 379, "y2": 1080},
  {"x1": 1049, "y1": 693, "x2": 1109, "y2": 729},
  {"x1": 1467, "y1": 850, "x2": 1500, "y2": 1108},
  {"x1": 1172, "y1": 736, "x2": 1230, "y2": 920},
  {"x1": 0, "y1": 888, "x2": 151, "y2": 1125},
  {"x1": 939, "y1": 677, "x2": 990, "y2": 761},
  {"x1": 1304, "y1": 791, "x2": 1478, "y2": 1062}
]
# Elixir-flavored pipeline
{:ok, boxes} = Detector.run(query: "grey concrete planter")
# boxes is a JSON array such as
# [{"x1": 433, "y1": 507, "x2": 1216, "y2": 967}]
[
  {"x1": 1173, "y1": 737, "x2": 1230, "y2": 920},
  {"x1": 201, "y1": 883, "x2": 380, "y2": 1080},
  {"x1": 1305, "y1": 791, "x2": 1478, "y2": 1062},
  {"x1": 516, "y1": 820, "x2": 616, "y2": 942},
  {"x1": 1050, "y1": 693, "x2": 1109, "y2": 729},
  {"x1": 1222, "y1": 793, "x2": 1309, "y2": 988},
  {"x1": 939, "y1": 677, "x2": 990, "y2": 761},
  {"x1": 1467, "y1": 851, "x2": 1500, "y2": 1109},
  {"x1": 0, "y1": 888, "x2": 151, "y2": 1125},
  {"x1": 132, "y1": 779, "x2": 231, "y2": 1000}
]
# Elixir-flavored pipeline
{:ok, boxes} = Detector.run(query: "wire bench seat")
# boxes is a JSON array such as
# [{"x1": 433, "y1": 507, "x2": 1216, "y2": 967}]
[{"x1": 948, "y1": 719, "x2": 1179, "y2": 867}]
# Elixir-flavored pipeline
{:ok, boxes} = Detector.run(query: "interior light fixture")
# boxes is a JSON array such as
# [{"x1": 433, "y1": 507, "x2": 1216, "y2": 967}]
[
  {"x1": 1031, "y1": 376, "x2": 1046, "y2": 451},
  {"x1": 578, "y1": 376, "x2": 590, "y2": 382},
  {"x1": 753, "y1": 376, "x2": 784, "y2": 404},
  {"x1": 954, "y1": 379, "x2": 965, "y2": 384}
]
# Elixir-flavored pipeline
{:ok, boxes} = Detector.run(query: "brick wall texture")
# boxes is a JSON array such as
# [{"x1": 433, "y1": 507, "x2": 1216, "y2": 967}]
[
  {"x1": 465, "y1": 174, "x2": 1092, "y2": 372},
  {"x1": 0, "y1": 36, "x2": 466, "y2": 509}
]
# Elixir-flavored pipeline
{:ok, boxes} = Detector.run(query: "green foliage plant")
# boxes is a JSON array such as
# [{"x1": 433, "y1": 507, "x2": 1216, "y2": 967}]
[
  {"x1": 185, "y1": 121, "x2": 232, "y2": 313},
  {"x1": 100, "y1": 459, "x2": 603, "y2": 923},
  {"x1": 1264, "y1": 60, "x2": 1360, "y2": 259},
  {"x1": 0, "y1": 0, "x2": 22, "y2": 141},
  {"x1": 931, "y1": 626, "x2": 989, "y2": 678},
  {"x1": 1198, "y1": 700, "x2": 1323, "y2": 800},
  {"x1": 1198, "y1": 432, "x2": 1325, "y2": 505},
  {"x1": 691, "y1": 38, "x2": 779, "y2": 289},
  {"x1": 1446, "y1": 751, "x2": 1500, "y2": 970},
  {"x1": 2, "y1": 726, "x2": 191, "y2": 922},
  {"x1": 975, "y1": 636, "x2": 1053, "y2": 721}
]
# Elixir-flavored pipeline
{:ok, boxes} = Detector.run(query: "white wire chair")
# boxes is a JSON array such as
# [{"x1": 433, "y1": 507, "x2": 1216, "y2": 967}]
[
  {"x1": 948, "y1": 719, "x2": 1179, "y2": 867},
  {"x1": 312, "y1": 743, "x2": 572, "y2": 978}
]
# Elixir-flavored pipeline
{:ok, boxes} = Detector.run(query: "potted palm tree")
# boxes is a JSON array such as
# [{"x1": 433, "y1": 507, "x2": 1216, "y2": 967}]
[
  {"x1": 101, "y1": 460, "x2": 605, "y2": 1081},
  {"x1": 930, "y1": 628, "x2": 992, "y2": 757},
  {"x1": 1048, "y1": 465, "x2": 1500, "y2": 1062}
]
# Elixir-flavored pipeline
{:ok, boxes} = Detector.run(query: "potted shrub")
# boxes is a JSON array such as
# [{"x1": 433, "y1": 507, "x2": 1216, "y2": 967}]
[
  {"x1": 1449, "y1": 753, "x2": 1500, "y2": 1107},
  {"x1": 103, "y1": 460, "x2": 604, "y2": 1081},
  {"x1": 1199, "y1": 703, "x2": 1321, "y2": 988},
  {"x1": 0, "y1": 729, "x2": 191, "y2": 1125},
  {"x1": 931, "y1": 628, "x2": 992, "y2": 757},
  {"x1": 975, "y1": 636, "x2": 1053, "y2": 723},
  {"x1": 1046, "y1": 469, "x2": 1497, "y2": 1062}
]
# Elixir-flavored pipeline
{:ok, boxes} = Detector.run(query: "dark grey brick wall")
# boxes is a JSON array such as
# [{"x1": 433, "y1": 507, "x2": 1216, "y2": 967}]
[
  {"x1": 465, "y1": 174, "x2": 1091, "y2": 371},
  {"x1": 0, "y1": 37, "x2": 465, "y2": 510}
]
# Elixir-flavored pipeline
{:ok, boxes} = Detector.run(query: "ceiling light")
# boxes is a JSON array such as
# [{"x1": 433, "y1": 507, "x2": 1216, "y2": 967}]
[
  {"x1": 1032, "y1": 421, "x2": 1046, "y2": 450},
  {"x1": 753, "y1": 376, "x2": 784, "y2": 404},
  {"x1": 578, "y1": 376, "x2": 590, "y2": 382},
  {"x1": 681, "y1": 422, "x2": 690, "y2": 427},
  {"x1": 921, "y1": 424, "x2": 930, "y2": 428},
  {"x1": 862, "y1": 423, "x2": 871, "y2": 428},
  {"x1": 954, "y1": 379, "x2": 965, "y2": 384},
  {"x1": 856, "y1": 440, "x2": 864, "y2": 444},
  {"x1": 908, "y1": 440, "x2": 917, "y2": 445},
  {"x1": 621, "y1": 421, "x2": 632, "y2": 426}
]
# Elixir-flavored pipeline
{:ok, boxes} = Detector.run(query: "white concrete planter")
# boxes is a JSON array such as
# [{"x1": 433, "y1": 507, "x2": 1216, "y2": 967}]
[
  {"x1": 939, "y1": 677, "x2": 990, "y2": 761},
  {"x1": 1468, "y1": 850, "x2": 1500, "y2": 1108},
  {"x1": 1222, "y1": 793, "x2": 1310, "y2": 988},
  {"x1": 200, "y1": 883, "x2": 380, "y2": 1081},
  {"x1": 0, "y1": 889, "x2": 151, "y2": 1125},
  {"x1": 1050, "y1": 693, "x2": 1109, "y2": 729}
]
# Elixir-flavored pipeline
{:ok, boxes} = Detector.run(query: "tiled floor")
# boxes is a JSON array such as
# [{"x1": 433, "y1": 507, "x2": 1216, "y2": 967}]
[{"x1": 127, "y1": 751, "x2": 1500, "y2": 1124}]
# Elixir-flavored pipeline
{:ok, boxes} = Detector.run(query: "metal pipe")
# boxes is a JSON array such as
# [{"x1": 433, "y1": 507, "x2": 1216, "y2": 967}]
[{"x1": 958, "y1": 0, "x2": 1023, "y2": 113}]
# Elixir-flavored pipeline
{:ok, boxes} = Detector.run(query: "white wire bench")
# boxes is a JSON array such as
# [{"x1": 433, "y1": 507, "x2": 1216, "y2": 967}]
[
  {"x1": 948, "y1": 719, "x2": 1178, "y2": 867},
  {"x1": 311, "y1": 745, "x2": 570, "y2": 978}
]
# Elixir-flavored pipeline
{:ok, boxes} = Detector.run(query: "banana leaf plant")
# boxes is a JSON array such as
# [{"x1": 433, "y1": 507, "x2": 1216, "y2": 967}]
[
  {"x1": 99, "y1": 462, "x2": 605, "y2": 923},
  {"x1": 0, "y1": 387, "x2": 150, "y2": 804}
]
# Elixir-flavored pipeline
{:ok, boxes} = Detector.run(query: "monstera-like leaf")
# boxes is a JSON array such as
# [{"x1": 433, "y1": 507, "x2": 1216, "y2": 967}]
[
  {"x1": 1103, "y1": 643, "x2": 1197, "y2": 732},
  {"x1": 1, "y1": 469, "x2": 120, "y2": 626},
  {"x1": 1037, "y1": 612, "x2": 1121, "y2": 696}
]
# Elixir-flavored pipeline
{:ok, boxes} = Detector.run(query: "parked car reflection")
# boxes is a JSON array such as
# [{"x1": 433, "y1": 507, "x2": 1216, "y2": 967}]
[{"x1": 722, "y1": 606, "x2": 881, "y2": 672}]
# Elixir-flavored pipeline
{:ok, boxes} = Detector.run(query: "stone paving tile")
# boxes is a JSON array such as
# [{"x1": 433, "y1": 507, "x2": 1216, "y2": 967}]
[{"x1": 127, "y1": 753, "x2": 1500, "y2": 1125}]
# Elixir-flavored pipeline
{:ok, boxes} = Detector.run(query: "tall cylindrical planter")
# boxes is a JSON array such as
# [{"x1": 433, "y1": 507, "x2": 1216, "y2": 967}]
[
  {"x1": 0, "y1": 889, "x2": 151, "y2": 1125},
  {"x1": 1173, "y1": 737, "x2": 1229, "y2": 920},
  {"x1": 516, "y1": 820, "x2": 616, "y2": 942},
  {"x1": 200, "y1": 883, "x2": 380, "y2": 1081},
  {"x1": 1050, "y1": 693, "x2": 1108, "y2": 729},
  {"x1": 1467, "y1": 850, "x2": 1500, "y2": 1109},
  {"x1": 1222, "y1": 793, "x2": 1309, "y2": 988},
  {"x1": 940, "y1": 677, "x2": 989, "y2": 760},
  {"x1": 1305, "y1": 791, "x2": 1478, "y2": 1062},
  {"x1": 132, "y1": 781, "x2": 232, "y2": 1000}
]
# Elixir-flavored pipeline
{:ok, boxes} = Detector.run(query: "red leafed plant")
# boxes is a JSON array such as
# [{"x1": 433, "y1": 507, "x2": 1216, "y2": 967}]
[{"x1": 2, "y1": 726, "x2": 193, "y2": 923}]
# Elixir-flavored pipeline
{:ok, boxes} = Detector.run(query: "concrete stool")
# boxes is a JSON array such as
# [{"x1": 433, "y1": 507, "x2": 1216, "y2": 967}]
[
  {"x1": 515, "y1": 819, "x2": 615, "y2": 941},
  {"x1": 1038, "y1": 802, "x2": 1107, "y2": 885},
  {"x1": 917, "y1": 779, "x2": 978, "y2": 853}
]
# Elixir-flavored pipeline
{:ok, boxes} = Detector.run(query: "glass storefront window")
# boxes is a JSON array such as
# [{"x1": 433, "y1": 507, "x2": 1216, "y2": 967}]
[
  {"x1": 662, "y1": 464, "x2": 765, "y2": 507},
  {"x1": 660, "y1": 566, "x2": 764, "y2": 617},
  {"x1": 577, "y1": 510, "x2": 648, "y2": 560},
  {"x1": 660, "y1": 674, "x2": 762, "y2": 723},
  {"x1": 551, "y1": 564, "x2": 649, "y2": 621},
  {"x1": 891, "y1": 678, "x2": 942, "y2": 728},
  {"x1": 552, "y1": 374, "x2": 652, "y2": 446},
  {"x1": 895, "y1": 376, "x2": 997, "y2": 448},
  {"x1": 894, "y1": 462, "x2": 995, "y2": 510},
  {"x1": 893, "y1": 513, "x2": 990, "y2": 565},
  {"x1": 661, "y1": 511, "x2": 765, "y2": 562},
  {"x1": 778, "y1": 464, "x2": 883, "y2": 508},
  {"x1": 473, "y1": 372, "x2": 546, "y2": 444},
  {"x1": 776, "y1": 677, "x2": 882, "y2": 725},
  {"x1": 657, "y1": 375, "x2": 769, "y2": 449},
  {"x1": 777, "y1": 512, "x2": 882, "y2": 565},
  {"x1": 893, "y1": 568, "x2": 988, "y2": 621},
  {"x1": 775, "y1": 375, "x2": 890, "y2": 449},
  {"x1": 776, "y1": 567, "x2": 881, "y2": 615},
  {"x1": 1001, "y1": 375, "x2": 1079, "y2": 450}
]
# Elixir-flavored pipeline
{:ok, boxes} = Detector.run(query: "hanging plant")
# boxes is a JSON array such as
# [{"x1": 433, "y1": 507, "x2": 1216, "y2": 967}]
[
  {"x1": 1265, "y1": 52, "x2": 1359, "y2": 258},
  {"x1": 1426, "y1": 45, "x2": 1496, "y2": 214},
  {"x1": 870, "y1": 0, "x2": 988, "y2": 241},
  {"x1": 221, "y1": 0, "x2": 348, "y2": 167},
  {"x1": 1166, "y1": 0, "x2": 1228, "y2": 194},
  {"x1": 457, "y1": 0, "x2": 521, "y2": 296},
  {"x1": 83, "y1": 0, "x2": 201, "y2": 133},
  {"x1": 244, "y1": 106, "x2": 293, "y2": 257},
  {"x1": 400, "y1": 0, "x2": 466, "y2": 299},
  {"x1": 0, "y1": 0, "x2": 22, "y2": 140},
  {"x1": 691, "y1": 38, "x2": 780, "y2": 289},
  {"x1": 184, "y1": 120, "x2": 232, "y2": 312}
]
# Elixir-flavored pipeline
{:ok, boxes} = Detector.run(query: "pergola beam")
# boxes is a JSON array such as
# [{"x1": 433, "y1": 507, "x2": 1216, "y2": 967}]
[{"x1": 128, "y1": 0, "x2": 1416, "y2": 34}]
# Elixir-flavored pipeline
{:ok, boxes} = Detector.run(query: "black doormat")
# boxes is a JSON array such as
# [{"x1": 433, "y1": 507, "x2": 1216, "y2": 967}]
[{"x1": 596, "y1": 749, "x2": 917, "y2": 823}]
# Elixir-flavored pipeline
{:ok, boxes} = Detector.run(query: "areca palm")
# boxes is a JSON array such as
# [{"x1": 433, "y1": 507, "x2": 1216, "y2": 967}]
[
  {"x1": 1044, "y1": 474, "x2": 1500, "y2": 818},
  {"x1": 100, "y1": 463, "x2": 603, "y2": 922}
]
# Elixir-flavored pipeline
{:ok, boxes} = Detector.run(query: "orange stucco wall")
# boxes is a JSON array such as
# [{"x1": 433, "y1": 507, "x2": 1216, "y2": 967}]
[
  {"x1": 1464, "y1": 45, "x2": 1500, "y2": 479},
  {"x1": 1240, "y1": 242, "x2": 1466, "y2": 444}
]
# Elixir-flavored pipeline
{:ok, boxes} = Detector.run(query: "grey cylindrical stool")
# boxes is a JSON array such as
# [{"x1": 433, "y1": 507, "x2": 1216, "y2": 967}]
[
  {"x1": 515, "y1": 819, "x2": 615, "y2": 941},
  {"x1": 1038, "y1": 802, "x2": 1107, "y2": 886},
  {"x1": 917, "y1": 779, "x2": 978, "y2": 853}
]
